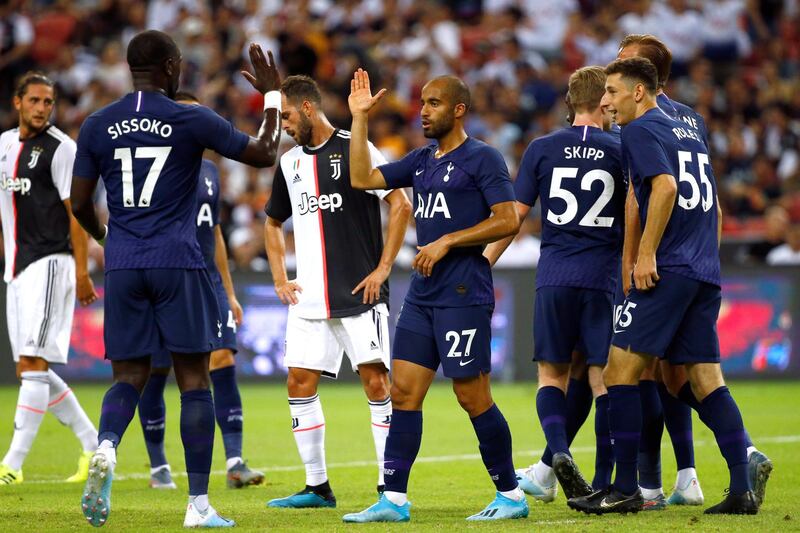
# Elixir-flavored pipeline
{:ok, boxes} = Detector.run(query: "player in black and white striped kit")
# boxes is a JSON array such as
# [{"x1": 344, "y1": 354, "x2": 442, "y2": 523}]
[
  {"x1": 264, "y1": 75, "x2": 411, "y2": 508},
  {"x1": 0, "y1": 72, "x2": 99, "y2": 486}
]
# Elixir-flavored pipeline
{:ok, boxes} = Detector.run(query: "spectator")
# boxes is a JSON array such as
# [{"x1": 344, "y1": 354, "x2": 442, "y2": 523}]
[{"x1": 766, "y1": 223, "x2": 800, "y2": 265}]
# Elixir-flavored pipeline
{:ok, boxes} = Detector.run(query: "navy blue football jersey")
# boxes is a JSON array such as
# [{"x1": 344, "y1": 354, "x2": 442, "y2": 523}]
[
  {"x1": 72, "y1": 91, "x2": 249, "y2": 271},
  {"x1": 379, "y1": 137, "x2": 515, "y2": 307},
  {"x1": 195, "y1": 159, "x2": 221, "y2": 278},
  {"x1": 515, "y1": 125, "x2": 625, "y2": 293},
  {"x1": 622, "y1": 107, "x2": 720, "y2": 286},
  {"x1": 657, "y1": 93, "x2": 709, "y2": 148}
]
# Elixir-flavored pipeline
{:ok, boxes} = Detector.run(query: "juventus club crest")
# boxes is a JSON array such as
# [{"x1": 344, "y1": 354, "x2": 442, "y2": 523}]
[
  {"x1": 28, "y1": 146, "x2": 44, "y2": 169},
  {"x1": 329, "y1": 153, "x2": 342, "y2": 180}
]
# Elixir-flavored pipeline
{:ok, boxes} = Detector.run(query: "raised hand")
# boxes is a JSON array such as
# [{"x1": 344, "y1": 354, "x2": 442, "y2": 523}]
[
  {"x1": 241, "y1": 43, "x2": 281, "y2": 94},
  {"x1": 349, "y1": 68, "x2": 387, "y2": 116}
]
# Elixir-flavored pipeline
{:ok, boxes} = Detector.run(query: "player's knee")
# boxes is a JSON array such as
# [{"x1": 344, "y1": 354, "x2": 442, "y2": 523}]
[
  {"x1": 362, "y1": 372, "x2": 390, "y2": 402},
  {"x1": 17, "y1": 356, "x2": 48, "y2": 377},
  {"x1": 452, "y1": 381, "x2": 492, "y2": 417},
  {"x1": 287, "y1": 369, "x2": 318, "y2": 398},
  {"x1": 209, "y1": 349, "x2": 235, "y2": 371}
]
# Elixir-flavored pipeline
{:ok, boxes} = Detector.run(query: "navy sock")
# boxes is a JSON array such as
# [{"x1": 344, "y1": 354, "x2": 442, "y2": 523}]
[
  {"x1": 658, "y1": 382, "x2": 695, "y2": 470},
  {"x1": 542, "y1": 378, "x2": 593, "y2": 466},
  {"x1": 679, "y1": 381, "x2": 754, "y2": 448},
  {"x1": 592, "y1": 394, "x2": 613, "y2": 490},
  {"x1": 698, "y1": 386, "x2": 750, "y2": 494},
  {"x1": 383, "y1": 409, "x2": 422, "y2": 493},
  {"x1": 210, "y1": 366, "x2": 243, "y2": 460},
  {"x1": 138, "y1": 373, "x2": 168, "y2": 468},
  {"x1": 638, "y1": 380, "x2": 663, "y2": 489},
  {"x1": 180, "y1": 389, "x2": 215, "y2": 496},
  {"x1": 537, "y1": 386, "x2": 569, "y2": 460},
  {"x1": 608, "y1": 384, "x2": 641, "y2": 495},
  {"x1": 471, "y1": 404, "x2": 517, "y2": 492},
  {"x1": 98, "y1": 382, "x2": 140, "y2": 447}
]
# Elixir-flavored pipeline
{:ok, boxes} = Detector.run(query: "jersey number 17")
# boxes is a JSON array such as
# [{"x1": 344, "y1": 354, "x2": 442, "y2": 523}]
[{"x1": 113, "y1": 146, "x2": 172, "y2": 207}]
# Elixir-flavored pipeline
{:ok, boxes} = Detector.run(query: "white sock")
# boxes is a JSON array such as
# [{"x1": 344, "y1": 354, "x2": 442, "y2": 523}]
[
  {"x1": 500, "y1": 486, "x2": 525, "y2": 501},
  {"x1": 46, "y1": 369, "x2": 98, "y2": 452},
  {"x1": 641, "y1": 486, "x2": 664, "y2": 499},
  {"x1": 190, "y1": 494, "x2": 209, "y2": 512},
  {"x1": 676, "y1": 467, "x2": 698, "y2": 488},
  {"x1": 368, "y1": 396, "x2": 391, "y2": 486},
  {"x1": 533, "y1": 460, "x2": 555, "y2": 485},
  {"x1": 226, "y1": 457, "x2": 243, "y2": 471},
  {"x1": 97, "y1": 439, "x2": 117, "y2": 466},
  {"x1": 289, "y1": 394, "x2": 327, "y2": 486},
  {"x1": 2, "y1": 371, "x2": 49, "y2": 471},
  {"x1": 384, "y1": 490, "x2": 408, "y2": 506},
  {"x1": 747, "y1": 446, "x2": 757, "y2": 458}
]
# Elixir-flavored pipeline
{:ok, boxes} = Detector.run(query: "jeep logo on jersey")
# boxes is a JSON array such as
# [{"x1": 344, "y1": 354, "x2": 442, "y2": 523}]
[
  {"x1": 330, "y1": 153, "x2": 342, "y2": 180},
  {"x1": 0, "y1": 173, "x2": 32, "y2": 195},
  {"x1": 414, "y1": 192, "x2": 451, "y2": 219},
  {"x1": 28, "y1": 147, "x2": 43, "y2": 169},
  {"x1": 298, "y1": 192, "x2": 343, "y2": 214}
]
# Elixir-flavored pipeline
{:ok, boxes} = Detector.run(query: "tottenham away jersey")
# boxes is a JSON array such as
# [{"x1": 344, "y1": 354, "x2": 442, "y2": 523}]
[
  {"x1": 265, "y1": 129, "x2": 390, "y2": 319},
  {"x1": 72, "y1": 91, "x2": 249, "y2": 271},
  {"x1": 380, "y1": 137, "x2": 515, "y2": 308},
  {"x1": 195, "y1": 159, "x2": 221, "y2": 281},
  {"x1": 515, "y1": 125, "x2": 625, "y2": 293},
  {"x1": 622, "y1": 107, "x2": 720, "y2": 286},
  {"x1": 657, "y1": 93, "x2": 709, "y2": 148}
]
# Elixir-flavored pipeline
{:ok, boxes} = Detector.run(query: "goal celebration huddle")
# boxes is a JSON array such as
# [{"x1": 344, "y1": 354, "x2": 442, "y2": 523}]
[{"x1": 0, "y1": 28, "x2": 775, "y2": 528}]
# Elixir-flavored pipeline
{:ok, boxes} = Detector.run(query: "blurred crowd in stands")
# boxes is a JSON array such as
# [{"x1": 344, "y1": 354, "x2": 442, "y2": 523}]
[{"x1": 2, "y1": 0, "x2": 799, "y2": 270}]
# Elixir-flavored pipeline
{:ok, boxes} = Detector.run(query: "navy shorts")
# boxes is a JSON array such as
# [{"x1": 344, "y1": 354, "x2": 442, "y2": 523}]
[
  {"x1": 104, "y1": 268, "x2": 220, "y2": 361},
  {"x1": 393, "y1": 301, "x2": 493, "y2": 379},
  {"x1": 150, "y1": 278, "x2": 236, "y2": 369},
  {"x1": 534, "y1": 286, "x2": 613, "y2": 366},
  {"x1": 611, "y1": 270, "x2": 721, "y2": 364}
]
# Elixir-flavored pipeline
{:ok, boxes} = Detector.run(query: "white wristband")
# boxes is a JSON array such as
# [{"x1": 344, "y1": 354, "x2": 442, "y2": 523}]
[{"x1": 264, "y1": 90, "x2": 281, "y2": 112}]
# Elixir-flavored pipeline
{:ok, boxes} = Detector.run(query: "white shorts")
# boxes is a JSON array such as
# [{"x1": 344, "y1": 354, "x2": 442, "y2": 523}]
[
  {"x1": 284, "y1": 303, "x2": 390, "y2": 378},
  {"x1": 6, "y1": 254, "x2": 75, "y2": 364}
]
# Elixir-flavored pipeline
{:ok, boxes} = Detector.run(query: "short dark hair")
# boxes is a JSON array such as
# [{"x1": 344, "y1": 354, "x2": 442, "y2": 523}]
[
  {"x1": 174, "y1": 91, "x2": 199, "y2": 103},
  {"x1": 15, "y1": 71, "x2": 56, "y2": 98},
  {"x1": 281, "y1": 75, "x2": 322, "y2": 106},
  {"x1": 605, "y1": 57, "x2": 659, "y2": 94},
  {"x1": 127, "y1": 30, "x2": 179, "y2": 70},
  {"x1": 430, "y1": 75, "x2": 471, "y2": 111},
  {"x1": 619, "y1": 34, "x2": 672, "y2": 89}
]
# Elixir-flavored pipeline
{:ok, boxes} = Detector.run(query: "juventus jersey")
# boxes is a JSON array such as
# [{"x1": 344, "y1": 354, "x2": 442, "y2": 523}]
[
  {"x1": 265, "y1": 129, "x2": 390, "y2": 319},
  {"x1": 0, "y1": 125, "x2": 73, "y2": 282}
]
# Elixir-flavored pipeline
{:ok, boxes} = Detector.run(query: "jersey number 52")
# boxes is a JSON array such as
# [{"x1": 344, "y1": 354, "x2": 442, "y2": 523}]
[
  {"x1": 114, "y1": 146, "x2": 172, "y2": 208},
  {"x1": 546, "y1": 167, "x2": 615, "y2": 227}
]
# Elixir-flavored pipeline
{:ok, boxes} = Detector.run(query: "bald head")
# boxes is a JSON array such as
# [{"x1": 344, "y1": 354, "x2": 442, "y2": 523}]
[{"x1": 425, "y1": 76, "x2": 471, "y2": 112}]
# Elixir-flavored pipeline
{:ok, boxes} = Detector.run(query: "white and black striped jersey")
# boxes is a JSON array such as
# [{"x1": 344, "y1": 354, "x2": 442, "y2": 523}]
[
  {"x1": 0, "y1": 125, "x2": 73, "y2": 282},
  {"x1": 265, "y1": 129, "x2": 391, "y2": 319}
]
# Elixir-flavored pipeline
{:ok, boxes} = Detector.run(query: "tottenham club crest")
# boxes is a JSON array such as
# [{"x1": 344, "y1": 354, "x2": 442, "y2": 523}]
[
  {"x1": 28, "y1": 146, "x2": 44, "y2": 169},
  {"x1": 443, "y1": 162, "x2": 454, "y2": 182},
  {"x1": 205, "y1": 177, "x2": 213, "y2": 196},
  {"x1": 329, "y1": 153, "x2": 342, "y2": 180}
]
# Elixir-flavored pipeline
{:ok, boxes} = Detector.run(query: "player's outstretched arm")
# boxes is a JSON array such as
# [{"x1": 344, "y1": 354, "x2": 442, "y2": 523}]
[
  {"x1": 622, "y1": 183, "x2": 642, "y2": 296},
  {"x1": 70, "y1": 177, "x2": 106, "y2": 244},
  {"x1": 413, "y1": 200, "x2": 520, "y2": 277},
  {"x1": 634, "y1": 173, "x2": 677, "y2": 291},
  {"x1": 483, "y1": 202, "x2": 530, "y2": 267},
  {"x1": 264, "y1": 217, "x2": 302, "y2": 305},
  {"x1": 349, "y1": 68, "x2": 389, "y2": 190},
  {"x1": 214, "y1": 225, "x2": 242, "y2": 324},
  {"x1": 352, "y1": 189, "x2": 412, "y2": 304},
  {"x1": 237, "y1": 44, "x2": 281, "y2": 168}
]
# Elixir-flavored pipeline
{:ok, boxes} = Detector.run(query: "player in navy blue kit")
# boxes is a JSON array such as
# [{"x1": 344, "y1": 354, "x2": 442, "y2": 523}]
[
  {"x1": 568, "y1": 57, "x2": 759, "y2": 516},
  {"x1": 70, "y1": 31, "x2": 282, "y2": 528},
  {"x1": 342, "y1": 69, "x2": 525, "y2": 523},
  {"x1": 136, "y1": 92, "x2": 264, "y2": 492},
  {"x1": 484, "y1": 66, "x2": 625, "y2": 502},
  {"x1": 618, "y1": 34, "x2": 772, "y2": 510}
]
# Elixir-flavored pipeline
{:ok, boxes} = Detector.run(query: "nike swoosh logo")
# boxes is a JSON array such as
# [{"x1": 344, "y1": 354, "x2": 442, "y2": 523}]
[
  {"x1": 600, "y1": 497, "x2": 621, "y2": 509},
  {"x1": 415, "y1": 169, "x2": 424, "y2": 175},
  {"x1": 613, "y1": 328, "x2": 625, "y2": 334},
  {"x1": 459, "y1": 359, "x2": 475, "y2": 367}
]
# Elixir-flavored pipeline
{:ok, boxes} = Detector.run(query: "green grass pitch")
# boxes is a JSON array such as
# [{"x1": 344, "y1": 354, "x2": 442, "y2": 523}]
[{"x1": 0, "y1": 381, "x2": 797, "y2": 531}]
